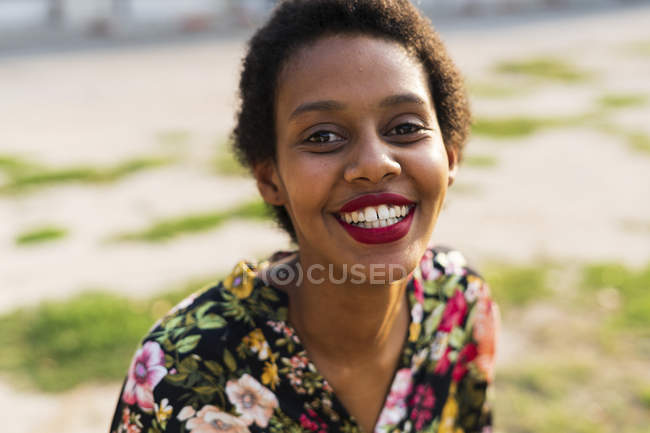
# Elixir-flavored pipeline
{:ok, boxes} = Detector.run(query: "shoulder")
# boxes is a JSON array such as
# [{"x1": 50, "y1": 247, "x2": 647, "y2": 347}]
[
  {"x1": 416, "y1": 245, "x2": 500, "y2": 383},
  {"x1": 416, "y1": 247, "x2": 500, "y2": 430},
  {"x1": 416, "y1": 245, "x2": 490, "y2": 302},
  {"x1": 111, "y1": 260, "x2": 288, "y2": 432},
  {"x1": 138, "y1": 260, "x2": 286, "y2": 365}
]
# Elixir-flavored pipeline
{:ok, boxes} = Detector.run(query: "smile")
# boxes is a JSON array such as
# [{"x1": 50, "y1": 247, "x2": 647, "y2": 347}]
[
  {"x1": 337, "y1": 204, "x2": 415, "y2": 228},
  {"x1": 335, "y1": 193, "x2": 416, "y2": 244}
]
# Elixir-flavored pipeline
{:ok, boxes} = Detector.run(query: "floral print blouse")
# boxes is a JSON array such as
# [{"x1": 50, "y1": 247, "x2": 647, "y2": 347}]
[{"x1": 110, "y1": 246, "x2": 499, "y2": 433}]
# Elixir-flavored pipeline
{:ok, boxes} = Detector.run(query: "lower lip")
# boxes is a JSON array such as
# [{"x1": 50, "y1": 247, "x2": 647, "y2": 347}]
[{"x1": 336, "y1": 208, "x2": 415, "y2": 245}]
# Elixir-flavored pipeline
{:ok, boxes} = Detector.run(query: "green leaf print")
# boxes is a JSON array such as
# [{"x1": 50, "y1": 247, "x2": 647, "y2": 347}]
[
  {"x1": 442, "y1": 275, "x2": 463, "y2": 298},
  {"x1": 204, "y1": 359, "x2": 224, "y2": 376},
  {"x1": 197, "y1": 313, "x2": 226, "y2": 330},
  {"x1": 165, "y1": 373, "x2": 189, "y2": 384},
  {"x1": 192, "y1": 385, "x2": 218, "y2": 396},
  {"x1": 176, "y1": 335, "x2": 201, "y2": 353},
  {"x1": 449, "y1": 326, "x2": 466, "y2": 349},
  {"x1": 164, "y1": 315, "x2": 183, "y2": 330},
  {"x1": 424, "y1": 304, "x2": 445, "y2": 336},
  {"x1": 195, "y1": 301, "x2": 218, "y2": 320},
  {"x1": 223, "y1": 349, "x2": 237, "y2": 372},
  {"x1": 178, "y1": 355, "x2": 199, "y2": 373}
]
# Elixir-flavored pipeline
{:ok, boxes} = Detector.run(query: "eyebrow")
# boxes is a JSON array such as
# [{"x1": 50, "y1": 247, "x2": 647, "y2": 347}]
[
  {"x1": 379, "y1": 93, "x2": 428, "y2": 108},
  {"x1": 289, "y1": 100, "x2": 345, "y2": 120},
  {"x1": 288, "y1": 93, "x2": 427, "y2": 120}
]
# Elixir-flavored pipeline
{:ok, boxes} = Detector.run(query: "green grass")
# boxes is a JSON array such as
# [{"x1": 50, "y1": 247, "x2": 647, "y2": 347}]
[
  {"x1": 114, "y1": 199, "x2": 270, "y2": 242},
  {"x1": 468, "y1": 82, "x2": 526, "y2": 99},
  {"x1": 582, "y1": 262, "x2": 650, "y2": 332},
  {"x1": 638, "y1": 385, "x2": 650, "y2": 409},
  {"x1": 490, "y1": 260, "x2": 650, "y2": 433},
  {"x1": 482, "y1": 263, "x2": 552, "y2": 309},
  {"x1": 627, "y1": 132, "x2": 650, "y2": 154},
  {"x1": 472, "y1": 115, "x2": 584, "y2": 138},
  {"x1": 0, "y1": 155, "x2": 174, "y2": 194},
  {"x1": 598, "y1": 93, "x2": 648, "y2": 109},
  {"x1": 495, "y1": 57, "x2": 590, "y2": 83},
  {"x1": 0, "y1": 155, "x2": 38, "y2": 177},
  {"x1": 15, "y1": 226, "x2": 68, "y2": 246},
  {"x1": 0, "y1": 277, "x2": 216, "y2": 392},
  {"x1": 499, "y1": 361, "x2": 593, "y2": 398},
  {"x1": 473, "y1": 116, "x2": 550, "y2": 138},
  {"x1": 597, "y1": 123, "x2": 650, "y2": 155},
  {"x1": 463, "y1": 154, "x2": 497, "y2": 168},
  {"x1": 495, "y1": 340, "x2": 649, "y2": 432},
  {"x1": 495, "y1": 383, "x2": 608, "y2": 433},
  {"x1": 214, "y1": 140, "x2": 248, "y2": 177}
]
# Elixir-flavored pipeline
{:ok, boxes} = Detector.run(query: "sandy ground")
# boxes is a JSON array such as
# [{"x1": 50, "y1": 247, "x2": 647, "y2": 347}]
[{"x1": 0, "y1": 4, "x2": 649, "y2": 432}]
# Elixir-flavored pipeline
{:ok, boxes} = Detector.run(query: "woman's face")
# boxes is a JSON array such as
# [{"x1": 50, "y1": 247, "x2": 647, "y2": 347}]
[{"x1": 257, "y1": 34, "x2": 456, "y2": 281}]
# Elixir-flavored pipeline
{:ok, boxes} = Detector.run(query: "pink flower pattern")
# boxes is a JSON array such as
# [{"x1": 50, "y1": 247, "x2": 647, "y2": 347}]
[
  {"x1": 408, "y1": 384, "x2": 436, "y2": 430},
  {"x1": 300, "y1": 408, "x2": 328, "y2": 433},
  {"x1": 438, "y1": 289, "x2": 468, "y2": 332},
  {"x1": 452, "y1": 343, "x2": 478, "y2": 383},
  {"x1": 122, "y1": 341, "x2": 167, "y2": 412}
]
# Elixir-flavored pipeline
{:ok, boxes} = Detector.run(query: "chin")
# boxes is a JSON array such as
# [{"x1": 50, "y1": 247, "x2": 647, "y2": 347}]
[{"x1": 344, "y1": 247, "x2": 422, "y2": 285}]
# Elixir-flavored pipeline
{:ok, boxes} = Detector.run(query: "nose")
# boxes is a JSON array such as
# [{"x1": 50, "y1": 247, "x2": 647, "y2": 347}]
[{"x1": 343, "y1": 131, "x2": 401, "y2": 184}]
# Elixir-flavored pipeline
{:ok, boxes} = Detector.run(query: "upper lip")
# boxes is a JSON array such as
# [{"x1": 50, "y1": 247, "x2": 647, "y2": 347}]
[{"x1": 338, "y1": 193, "x2": 415, "y2": 213}]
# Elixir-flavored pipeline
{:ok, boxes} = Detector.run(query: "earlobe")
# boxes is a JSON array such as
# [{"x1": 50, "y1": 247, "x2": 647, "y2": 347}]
[
  {"x1": 253, "y1": 161, "x2": 285, "y2": 206},
  {"x1": 446, "y1": 146, "x2": 459, "y2": 187}
]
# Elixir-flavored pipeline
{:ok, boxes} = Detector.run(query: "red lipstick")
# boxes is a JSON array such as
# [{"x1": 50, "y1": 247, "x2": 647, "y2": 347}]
[
  {"x1": 339, "y1": 193, "x2": 414, "y2": 213},
  {"x1": 336, "y1": 193, "x2": 415, "y2": 245}
]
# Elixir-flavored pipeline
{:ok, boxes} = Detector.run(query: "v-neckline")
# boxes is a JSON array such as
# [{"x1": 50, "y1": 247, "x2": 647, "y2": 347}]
[{"x1": 251, "y1": 263, "x2": 421, "y2": 433}]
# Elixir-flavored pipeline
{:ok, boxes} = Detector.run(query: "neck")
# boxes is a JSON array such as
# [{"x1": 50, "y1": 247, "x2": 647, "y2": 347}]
[{"x1": 285, "y1": 255, "x2": 411, "y2": 365}]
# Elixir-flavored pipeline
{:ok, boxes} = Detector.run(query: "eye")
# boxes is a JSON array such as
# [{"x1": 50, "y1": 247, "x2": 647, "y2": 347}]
[
  {"x1": 386, "y1": 122, "x2": 426, "y2": 136},
  {"x1": 305, "y1": 131, "x2": 344, "y2": 144}
]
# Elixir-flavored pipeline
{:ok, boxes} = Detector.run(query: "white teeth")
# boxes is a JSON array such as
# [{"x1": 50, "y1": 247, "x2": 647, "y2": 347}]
[
  {"x1": 339, "y1": 204, "x2": 414, "y2": 228},
  {"x1": 364, "y1": 207, "x2": 378, "y2": 222}
]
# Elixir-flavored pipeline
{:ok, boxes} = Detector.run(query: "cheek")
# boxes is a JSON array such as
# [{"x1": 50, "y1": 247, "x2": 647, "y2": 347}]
[
  {"x1": 406, "y1": 145, "x2": 449, "y2": 197},
  {"x1": 281, "y1": 154, "x2": 341, "y2": 217}
]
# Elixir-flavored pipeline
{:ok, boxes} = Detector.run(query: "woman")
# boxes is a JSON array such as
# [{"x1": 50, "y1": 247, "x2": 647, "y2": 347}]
[{"x1": 110, "y1": 1, "x2": 499, "y2": 432}]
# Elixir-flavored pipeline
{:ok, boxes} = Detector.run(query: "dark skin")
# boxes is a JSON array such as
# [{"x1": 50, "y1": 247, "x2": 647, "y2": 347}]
[
  {"x1": 254, "y1": 35, "x2": 456, "y2": 432},
  {"x1": 258, "y1": 253, "x2": 410, "y2": 432}
]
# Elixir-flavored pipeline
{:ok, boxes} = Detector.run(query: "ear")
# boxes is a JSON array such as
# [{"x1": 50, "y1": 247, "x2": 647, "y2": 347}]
[
  {"x1": 446, "y1": 146, "x2": 459, "y2": 187},
  {"x1": 253, "y1": 160, "x2": 285, "y2": 206}
]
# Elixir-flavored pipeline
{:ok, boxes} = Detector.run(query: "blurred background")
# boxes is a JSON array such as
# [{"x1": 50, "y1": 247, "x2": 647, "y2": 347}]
[{"x1": 1, "y1": 0, "x2": 649, "y2": 432}]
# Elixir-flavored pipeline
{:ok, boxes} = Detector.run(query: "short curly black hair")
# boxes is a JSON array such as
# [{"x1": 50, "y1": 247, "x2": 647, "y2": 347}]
[{"x1": 231, "y1": 0, "x2": 471, "y2": 243}]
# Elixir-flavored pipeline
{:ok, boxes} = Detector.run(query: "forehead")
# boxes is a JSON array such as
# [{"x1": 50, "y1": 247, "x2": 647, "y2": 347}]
[{"x1": 275, "y1": 35, "x2": 432, "y2": 120}]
